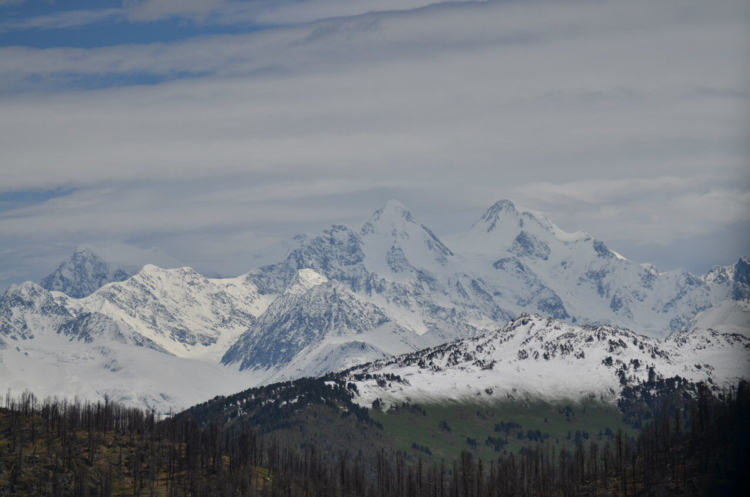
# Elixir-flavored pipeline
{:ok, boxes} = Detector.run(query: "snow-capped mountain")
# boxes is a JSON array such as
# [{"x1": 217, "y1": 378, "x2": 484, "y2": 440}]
[
  {"x1": 232, "y1": 198, "x2": 745, "y2": 377},
  {"x1": 1, "y1": 200, "x2": 747, "y2": 413},
  {"x1": 40, "y1": 248, "x2": 137, "y2": 298},
  {"x1": 224, "y1": 269, "x2": 388, "y2": 370},
  {"x1": 0, "y1": 281, "x2": 73, "y2": 344},
  {"x1": 448, "y1": 200, "x2": 742, "y2": 337},
  {"x1": 0, "y1": 280, "x2": 266, "y2": 413},
  {"x1": 702, "y1": 256, "x2": 750, "y2": 301},
  {"x1": 246, "y1": 201, "x2": 511, "y2": 344},
  {"x1": 3, "y1": 263, "x2": 270, "y2": 360},
  {"x1": 0, "y1": 265, "x2": 273, "y2": 412},
  {"x1": 360, "y1": 200, "x2": 456, "y2": 277},
  {"x1": 223, "y1": 268, "x2": 431, "y2": 375},
  {"x1": 66, "y1": 265, "x2": 271, "y2": 360},
  {"x1": 343, "y1": 314, "x2": 750, "y2": 407}
]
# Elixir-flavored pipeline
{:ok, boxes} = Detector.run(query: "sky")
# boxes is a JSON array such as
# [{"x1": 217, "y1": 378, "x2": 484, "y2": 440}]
[{"x1": 0, "y1": 0, "x2": 748, "y2": 288}]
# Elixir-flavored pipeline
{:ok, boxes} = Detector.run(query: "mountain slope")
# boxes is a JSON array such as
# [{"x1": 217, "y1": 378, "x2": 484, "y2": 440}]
[
  {"x1": 342, "y1": 314, "x2": 749, "y2": 407},
  {"x1": 245, "y1": 202, "x2": 511, "y2": 344},
  {"x1": 225, "y1": 269, "x2": 389, "y2": 370},
  {"x1": 68, "y1": 265, "x2": 270, "y2": 361},
  {"x1": 449, "y1": 200, "x2": 739, "y2": 337},
  {"x1": 223, "y1": 268, "x2": 432, "y2": 376},
  {"x1": 0, "y1": 332, "x2": 260, "y2": 413},
  {"x1": 685, "y1": 298, "x2": 750, "y2": 336},
  {"x1": 0, "y1": 281, "x2": 72, "y2": 345}
]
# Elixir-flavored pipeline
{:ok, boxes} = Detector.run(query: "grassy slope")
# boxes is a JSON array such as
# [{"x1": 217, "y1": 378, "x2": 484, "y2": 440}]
[
  {"x1": 371, "y1": 399, "x2": 638, "y2": 461},
  {"x1": 232, "y1": 404, "x2": 398, "y2": 464}
]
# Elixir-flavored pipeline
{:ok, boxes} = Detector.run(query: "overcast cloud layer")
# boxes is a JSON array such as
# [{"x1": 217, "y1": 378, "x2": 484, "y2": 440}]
[{"x1": 0, "y1": 0, "x2": 748, "y2": 288}]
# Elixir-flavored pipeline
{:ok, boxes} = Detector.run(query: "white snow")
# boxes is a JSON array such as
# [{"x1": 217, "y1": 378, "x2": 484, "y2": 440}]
[
  {"x1": 345, "y1": 315, "x2": 750, "y2": 407},
  {"x1": 0, "y1": 331, "x2": 262, "y2": 414},
  {"x1": 284, "y1": 268, "x2": 328, "y2": 296},
  {"x1": 2, "y1": 200, "x2": 747, "y2": 414},
  {"x1": 68, "y1": 265, "x2": 267, "y2": 361},
  {"x1": 685, "y1": 299, "x2": 750, "y2": 336}
]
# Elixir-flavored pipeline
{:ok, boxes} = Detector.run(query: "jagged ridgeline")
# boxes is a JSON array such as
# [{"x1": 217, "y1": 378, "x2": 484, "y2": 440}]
[
  {"x1": 1, "y1": 378, "x2": 749, "y2": 496},
  {"x1": 1, "y1": 200, "x2": 748, "y2": 414}
]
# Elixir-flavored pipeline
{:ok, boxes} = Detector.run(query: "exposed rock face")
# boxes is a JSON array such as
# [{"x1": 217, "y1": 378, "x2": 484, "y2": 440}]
[
  {"x1": 223, "y1": 270, "x2": 393, "y2": 370},
  {"x1": 0, "y1": 282, "x2": 72, "y2": 346},
  {"x1": 731, "y1": 257, "x2": 750, "y2": 300},
  {"x1": 40, "y1": 248, "x2": 136, "y2": 298}
]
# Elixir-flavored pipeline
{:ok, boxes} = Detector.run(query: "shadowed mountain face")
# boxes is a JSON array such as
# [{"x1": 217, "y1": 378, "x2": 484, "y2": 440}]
[
  {"x1": 731, "y1": 256, "x2": 750, "y2": 300},
  {"x1": 40, "y1": 248, "x2": 136, "y2": 298},
  {"x1": 223, "y1": 270, "x2": 393, "y2": 371}
]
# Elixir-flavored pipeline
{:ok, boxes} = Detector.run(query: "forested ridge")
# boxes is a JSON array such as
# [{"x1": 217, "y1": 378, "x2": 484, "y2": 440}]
[{"x1": 0, "y1": 379, "x2": 748, "y2": 496}]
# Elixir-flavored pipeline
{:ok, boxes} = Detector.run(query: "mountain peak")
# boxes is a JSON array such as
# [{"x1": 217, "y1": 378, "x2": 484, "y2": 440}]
[
  {"x1": 40, "y1": 248, "x2": 135, "y2": 298},
  {"x1": 469, "y1": 200, "x2": 591, "y2": 245},
  {"x1": 6, "y1": 280, "x2": 46, "y2": 297},
  {"x1": 474, "y1": 199, "x2": 519, "y2": 232},
  {"x1": 360, "y1": 200, "x2": 454, "y2": 268},
  {"x1": 362, "y1": 200, "x2": 415, "y2": 230},
  {"x1": 383, "y1": 199, "x2": 408, "y2": 211},
  {"x1": 139, "y1": 263, "x2": 164, "y2": 274},
  {"x1": 485, "y1": 199, "x2": 517, "y2": 216},
  {"x1": 361, "y1": 200, "x2": 420, "y2": 238},
  {"x1": 73, "y1": 246, "x2": 98, "y2": 258}
]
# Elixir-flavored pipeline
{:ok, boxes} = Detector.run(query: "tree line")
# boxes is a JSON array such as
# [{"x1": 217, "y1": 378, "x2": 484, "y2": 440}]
[{"x1": 1, "y1": 380, "x2": 748, "y2": 496}]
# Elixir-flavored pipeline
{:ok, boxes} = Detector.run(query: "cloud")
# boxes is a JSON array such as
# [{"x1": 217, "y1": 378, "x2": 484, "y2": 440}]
[
  {"x1": 0, "y1": 0, "x2": 747, "y2": 285},
  {"x1": 213, "y1": 0, "x2": 481, "y2": 25},
  {"x1": 0, "y1": 0, "x2": 469, "y2": 33},
  {"x1": 123, "y1": 0, "x2": 228, "y2": 22},
  {"x1": 0, "y1": 8, "x2": 123, "y2": 32},
  {"x1": 0, "y1": 178, "x2": 387, "y2": 284},
  {"x1": 2, "y1": 0, "x2": 746, "y2": 189},
  {"x1": 512, "y1": 176, "x2": 750, "y2": 245}
]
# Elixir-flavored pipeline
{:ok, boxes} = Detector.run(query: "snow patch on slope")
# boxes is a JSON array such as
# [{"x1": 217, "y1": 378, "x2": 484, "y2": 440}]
[
  {"x1": 685, "y1": 299, "x2": 750, "y2": 336},
  {"x1": 344, "y1": 315, "x2": 750, "y2": 407},
  {"x1": 0, "y1": 333, "x2": 261, "y2": 414}
]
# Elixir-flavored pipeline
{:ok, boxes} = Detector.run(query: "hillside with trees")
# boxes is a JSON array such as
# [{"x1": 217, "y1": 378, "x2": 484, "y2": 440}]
[{"x1": 1, "y1": 377, "x2": 748, "y2": 496}]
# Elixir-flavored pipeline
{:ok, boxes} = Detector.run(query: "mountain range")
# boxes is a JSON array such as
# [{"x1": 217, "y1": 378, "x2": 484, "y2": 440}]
[{"x1": 0, "y1": 200, "x2": 747, "y2": 412}]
